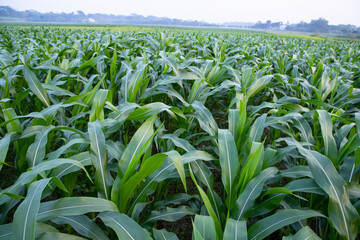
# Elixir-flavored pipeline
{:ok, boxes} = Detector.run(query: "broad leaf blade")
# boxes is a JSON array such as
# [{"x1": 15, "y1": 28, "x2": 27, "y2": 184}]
[
  {"x1": 193, "y1": 215, "x2": 217, "y2": 240},
  {"x1": 37, "y1": 197, "x2": 118, "y2": 221},
  {"x1": 0, "y1": 133, "x2": 13, "y2": 171},
  {"x1": 153, "y1": 228, "x2": 179, "y2": 240},
  {"x1": 23, "y1": 66, "x2": 50, "y2": 107},
  {"x1": 248, "y1": 209, "x2": 323, "y2": 240},
  {"x1": 218, "y1": 129, "x2": 240, "y2": 209},
  {"x1": 98, "y1": 211, "x2": 152, "y2": 240},
  {"x1": 88, "y1": 121, "x2": 112, "y2": 199},
  {"x1": 118, "y1": 114, "x2": 156, "y2": 176},
  {"x1": 223, "y1": 219, "x2": 247, "y2": 240},
  {"x1": 26, "y1": 126, "x2": 54, "y2": 167},
  {"x1": 286, "y1": 138, "x2": 359, "y2": 240},
  {"x1": 51, "y1": 215, "x2": 109, "y2": 240},
  {"x1": 317, "y1": 110, "x2": 337, "y2": 162},
  {"x1": 232, "y1": 167, "x2": 278, "y2": 221},
  {"x1": 13, "y1": 178, "x2": 52, "y2": 240}
]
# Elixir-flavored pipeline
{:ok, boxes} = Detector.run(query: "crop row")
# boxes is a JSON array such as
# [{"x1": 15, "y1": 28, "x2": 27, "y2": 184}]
[{"x1": 0, "y1": 27, "x2": 359, "y2": 239}]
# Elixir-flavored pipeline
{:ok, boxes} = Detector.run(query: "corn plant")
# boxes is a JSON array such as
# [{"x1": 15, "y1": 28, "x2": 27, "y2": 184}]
[{"x1": 0, "y1": 26, "x2": 359, "y2": 240}]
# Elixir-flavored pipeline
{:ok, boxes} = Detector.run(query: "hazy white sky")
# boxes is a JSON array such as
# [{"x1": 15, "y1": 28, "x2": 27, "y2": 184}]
[{"x1": 1, "y1": 0, "x2": 360, "y2": 26}]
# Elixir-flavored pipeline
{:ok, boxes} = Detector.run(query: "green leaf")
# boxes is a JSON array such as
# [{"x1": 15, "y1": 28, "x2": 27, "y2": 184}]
[
  {"x1": 317, "y1": 110, "x2": 338, "y2": 162},
  {"x1": 161, "y1": 134, "x2": 196, "y2": 152},
  {"x1": 13, "y1": 178, "x2": 53, "y2": 240},
  {"x1": 118, "y1": 153, "x2": 166, "y2": 212},
  {"x1": 127, "y1": 64, "x2": 148, "y2": 102},
  {"x1": 218, "y1": 129, "x2": 240, "y2": 209},
  {"x1": 144, "y1": 206, "x2": 197, "y2": 224},
  {"x1": 23, "y1": 66, "x2": 50, "y2": 107},
  {"x1": 278, "y1": 166, "x2": 313, "y2": 179},
  {"x1": 89, "y1": 89, "x2": 108, "y2": 122},
  {"x1": 26, "y1": 126, "x2": 54, "y2": 167},
  {"x1": 189, "y1": 165, "x2": 223, "y2": 239},
  {"x1": 37, "y1": 197, "x2": 118, "y2": 221},
  {"x1": 0, "y1": 224, "x2": 12, "y2": 240},
  {"x1": 284, "y1": 226, "x2": 321, "y2": 240},
  {"x1": 0, "y1": 133, "x2": 13, "y2": 171},
  {"x1": 153, "y1": 228, "x2": 179, "y2": 240},
  {"x1": 47, "y1": 139, "x2": 89, "y2": 160},
  {"x1": 160, "y1": 51, "x2": 179, "y2": 76},
  {"x1": 355, "y1": 147, "x2": 360, "y2": 171},
  {"x1": 37, "y1": 232, "x2": 87, "y2": 240},
  {"x1": 88, "y1": 121, "x2": 112, "y2": 200},
  {"x1": 286, "y1": 178, "x2": 325, "y2": 195},
  {"x1": 292, "y1": 115, "x2": 315, "y2": 144},
  {"x1": 355, "y1": 113, "x2": 360, "y2": 137},
  {"x1": 248, "y1": 114, "x2": 267, "y2": 143},
  {"x1": 130, "y1": 151, "x2": 213, "y2": 212},
  {"x1": 238, "y1": 142, "x2": 264, "y2": 193},
  {"x1": 246, "y1": 75, "x2": 273, "y2": 100},
  {"x1": 97, "y1": 211, "x2": 152, "y2": 240},
  {"x1": 0, "y1": 159, "x2": 89, "y2": 205},
  {"x1": 76, "y1": 55, "x2": 107, "y2": 72},
  {"x1": 192, "y1": 101, "x2": 218, "y2": 136},
  {"x1": 35, "y1": 222, "x2": 59, "y2": 235},
  {"x1": 223, "y1": 219, "x2": 247, "y2": 240},
  {"x1": 49, "y1": 152, "x2": 92, "y2": 179},
  {"x1": 232, "y1": 167, "x2": 278, "y2": 221},
  {"x1": 118, "y1": 114, "x2": 156, "y2": 176},
  {"x1": 166, "y1": 150, "x2": 187, "y2": 192},
  {"x1": 193, "y1": 215, "x2": 217, "y2": 240},
  {"x1": 127, "y1": 102, "x2": 174, "y2": 121},
  {"x1": 51, "y1": 215, "x2": 109, "y2": 240},
  {"x1": 347, "y1": 182, "x2": 360, "y2": 199},
  {"x1": 286, "y1": 138, "x2": 359, "y2": 240},
  {"x1": 248, "y1": 209, "x2": 323, "y2": 240},
  {"x1": 190, "y1": 160, "x2": 221, "y2": 221}
]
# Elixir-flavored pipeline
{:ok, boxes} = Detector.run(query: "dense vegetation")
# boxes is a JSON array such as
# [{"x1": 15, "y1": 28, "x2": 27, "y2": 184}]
[
  {"x1": 2, "y1": 5, "x2": 360, "y2": 38},
  {"x1": 252, "y1": 18, "x2": 360, "y2": 37},
  {"x1": 0, "y1": 6, "x2": 216, "y2": 27},
  {"x1": 0, "y1": 26, "x2": 360, "y2": 240}
]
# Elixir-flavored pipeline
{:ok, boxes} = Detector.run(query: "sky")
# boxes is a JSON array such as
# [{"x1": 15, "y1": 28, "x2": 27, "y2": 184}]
[{"x1": 1, "y1": 0, "x2": 360, "y2": 26}]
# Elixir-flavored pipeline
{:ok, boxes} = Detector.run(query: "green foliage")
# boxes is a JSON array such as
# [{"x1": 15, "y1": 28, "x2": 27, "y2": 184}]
[{"x1": 0, "y1": 26, "x2": 359, "y2": 240}]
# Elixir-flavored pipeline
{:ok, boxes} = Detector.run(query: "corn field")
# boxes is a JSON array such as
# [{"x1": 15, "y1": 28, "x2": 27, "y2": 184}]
[{"x1": 0, "y1": 26, "x2": 360, "y2": 240}]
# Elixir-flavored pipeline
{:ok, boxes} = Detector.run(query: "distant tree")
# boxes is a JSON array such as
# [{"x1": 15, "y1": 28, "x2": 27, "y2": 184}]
[
  {"x1": 270, "y1": 22, "x2": 282, "y2": 29},
  {"x1": 77, "y1": 10, "x2": 85, "y2": 16},
  {"x1": 309, "y1": 18, "x2": 329, "y2": 33}
]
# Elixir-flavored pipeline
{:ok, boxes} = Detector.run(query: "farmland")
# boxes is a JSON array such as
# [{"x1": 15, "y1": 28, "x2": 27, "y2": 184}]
[{"x1": 0, "y1": 26, "x2": 359, "y2": 239}]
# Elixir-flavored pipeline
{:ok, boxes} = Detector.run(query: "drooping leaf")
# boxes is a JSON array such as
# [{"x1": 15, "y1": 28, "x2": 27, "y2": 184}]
[
  {"x1": 283, "y1": 226, "x2": 321, "y2": 240},
  {"x1": 26, "y1": 126, "x2": 54, "y2": 167},
  {"x1": 248, "y1": 209, "x2": 323, "y2": 240},
  {"x1": 51, "y1": 215, "x2": 109, "y2": 240},
  {"x1": 0, "y1": 159, "x2": 89, "y2": 205},
  {"x1": 97, "y1": 211, "x2": 152, "y2": 240},
  {"x1": 144, "y1": 206, "x2": 197, "y2": 225},
  {"x1": 285, "y1": 138, "x2": 359, "y2": 240},
  {"x1": 37, "y1": 197, "x2": 118, "y2": 221}
]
